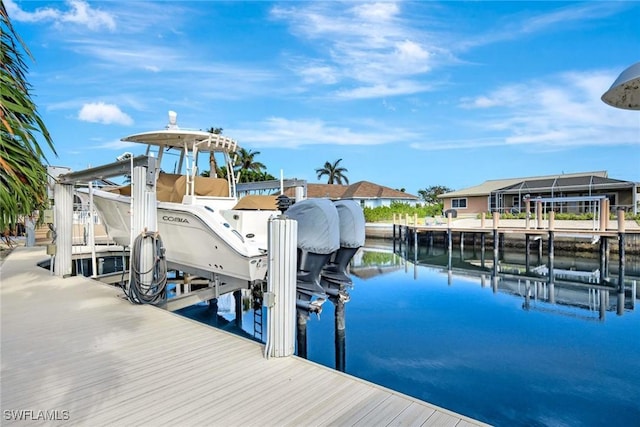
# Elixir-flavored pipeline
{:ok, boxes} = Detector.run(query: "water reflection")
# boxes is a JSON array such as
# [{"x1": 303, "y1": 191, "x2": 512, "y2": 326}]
[
  {"x1": 351, "y1": 241, "x2": 639, "y2": 322},
  {"x1": 292, "y1": 240, "x2": 639, "y2": 377}
]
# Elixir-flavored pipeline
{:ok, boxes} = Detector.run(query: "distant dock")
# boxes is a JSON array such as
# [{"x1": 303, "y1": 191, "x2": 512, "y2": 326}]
[
  {"x1": 367, "y1": 215, "x2": 640, "y2": 248},
  {"x1": 1, "y1": 247, "x2": 487, "y2": 426}
]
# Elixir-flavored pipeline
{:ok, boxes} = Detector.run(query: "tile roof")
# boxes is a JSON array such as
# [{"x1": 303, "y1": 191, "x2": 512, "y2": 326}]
[{"x1": 286, "y1": 181, "x2": 418, "y2": 200}]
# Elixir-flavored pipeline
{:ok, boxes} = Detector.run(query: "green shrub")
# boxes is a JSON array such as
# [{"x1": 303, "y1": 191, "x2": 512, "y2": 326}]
[{"x1": 363, "y1": 202, "x2": 443, "y2": 222}]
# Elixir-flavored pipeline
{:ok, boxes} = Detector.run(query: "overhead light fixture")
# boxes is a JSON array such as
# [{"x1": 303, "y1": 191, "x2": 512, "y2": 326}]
[
  {"x1": 167, "y1": 110, "x2": 178, "y2": 128},
  {"x1": 601, "y1": 62, "x2": 640, "y2": 110}
]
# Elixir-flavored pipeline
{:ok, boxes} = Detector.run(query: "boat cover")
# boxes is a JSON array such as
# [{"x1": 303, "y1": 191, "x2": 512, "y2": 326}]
[
  {"x1": 286, "y1": 199, "x2": 340, "y2": 254},
  {"x1": 334, "y1": 200, "x2": 365, "y2": 248}
]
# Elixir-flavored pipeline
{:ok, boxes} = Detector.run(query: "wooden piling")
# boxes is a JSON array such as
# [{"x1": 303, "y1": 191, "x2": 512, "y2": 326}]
[
  {"x1": 525, "y1": 234, "x2": 530, "y2": 273},
  {"x1": 548, "y1": 230, "x2": 555, "y2": 286},
  {"x1": 618, "y1": 210, "x2": 626, "y2": 293},
  {"x1": 600, "y1": 237, "x2": 607, "y2": 284}
]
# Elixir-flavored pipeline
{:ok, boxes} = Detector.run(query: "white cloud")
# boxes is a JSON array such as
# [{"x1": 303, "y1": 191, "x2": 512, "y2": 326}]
[
  {"x1": 6, "y1": 0, "x2": 116, "y2": 31},
  {"x1": 421, "y1": 70, "x2": 640, "y2": 151},
  {"x1": 78, "y1": 102, "x2": 133, "y2": 125},
  {"x1": 520, "y1": 2, "x2": 625, "y2": 34},
  {"x1": 271, "y1": 2, "x2": 446, "y2": 98},
  {"x1": 296, "y1": 64, "x2": 340, "y2": 85},
  {"x1": 395, "y1": 40, "x2": 430, "y2": 62},
  {"x1": 456, "y1": 2, "x2": 629, "y2": 51},
  {"x1": 335, "y1": 81, "x2": 433, "y2": 99},
  {"x1": 410, "y1": 137, "x2": 506, "y2": 151},
  {"x1": 352, "y1": 2, "x2": 400, "y2": 21},
  {"x1": 92, "y1": 139, "x2": 138, "y2": 151},
  {"x1": 230, "y1": 117, "x2": 418, "y2": 149}
]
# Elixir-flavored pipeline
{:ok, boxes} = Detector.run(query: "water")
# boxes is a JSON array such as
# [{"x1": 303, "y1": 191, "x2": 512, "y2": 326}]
[{"x1": 179, "y1": 241, "x2": 640, "y2": 426}]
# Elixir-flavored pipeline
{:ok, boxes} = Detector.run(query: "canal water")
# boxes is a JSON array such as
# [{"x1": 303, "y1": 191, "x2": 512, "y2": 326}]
[{"x1": 178, "y1": 239, "x2": 640, "y2": 427}]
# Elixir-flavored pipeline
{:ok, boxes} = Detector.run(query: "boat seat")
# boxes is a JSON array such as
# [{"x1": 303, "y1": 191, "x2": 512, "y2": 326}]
[
  {"x1": 170, "y1": 175, "x2": 229, "y2": 202},
  {"x1": 105, "y1": 173, "x2": 229, "y2": 202},
  {"x1": 232, "y1": 195, "x2": 278, "y2": 210},
  {"x1": 157, "y1": 173, "x2": 182, "y2": 202}
]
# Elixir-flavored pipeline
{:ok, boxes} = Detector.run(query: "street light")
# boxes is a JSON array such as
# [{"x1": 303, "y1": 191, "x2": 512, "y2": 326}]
[{"x1": 601, "y1": 62, "x2": 640, "y2": 110}]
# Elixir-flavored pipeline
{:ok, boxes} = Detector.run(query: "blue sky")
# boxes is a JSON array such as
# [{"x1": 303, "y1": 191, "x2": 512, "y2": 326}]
[{"x1": 7, "y1": 0, "x2": 640, "y2": 195}]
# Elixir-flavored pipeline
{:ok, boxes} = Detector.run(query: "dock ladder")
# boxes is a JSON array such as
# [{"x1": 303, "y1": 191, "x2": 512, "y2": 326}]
[
  {"x1": 253, "y1": 306, "x2": 263, "y2": 341},
  {"x1": 251, "y1": 283, "x2": 265, "y2": 341}
]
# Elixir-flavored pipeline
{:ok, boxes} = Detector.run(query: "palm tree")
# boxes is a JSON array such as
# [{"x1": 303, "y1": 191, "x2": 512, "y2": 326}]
[
  {"x1": 316, "y1": 159, "x2": 349, "y2": 185},
  {"x1": 233, "y1": 148, "x2": 266, "y2": 183},
  {"x1": 206, "y1": 127, "x2": 223, "y2": 178},
  {"x1": 1, "y1": 3, "x2": 56, "y2": 231}
]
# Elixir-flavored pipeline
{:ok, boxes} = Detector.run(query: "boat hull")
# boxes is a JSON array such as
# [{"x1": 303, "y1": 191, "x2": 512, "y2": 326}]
[{"x1": 89, "y1": 190, "x2": 270, "y2": 284}]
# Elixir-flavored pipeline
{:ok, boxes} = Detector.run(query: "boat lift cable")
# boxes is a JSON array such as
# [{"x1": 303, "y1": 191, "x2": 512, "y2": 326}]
[{"x1": 127, "y1": 231, "x2": 168, "y2": 305}]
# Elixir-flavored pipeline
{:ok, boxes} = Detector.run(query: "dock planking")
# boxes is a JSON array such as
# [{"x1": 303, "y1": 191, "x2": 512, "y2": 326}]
[{"x1": 1, "y1": 247, "x2": 488, "y2": 426}]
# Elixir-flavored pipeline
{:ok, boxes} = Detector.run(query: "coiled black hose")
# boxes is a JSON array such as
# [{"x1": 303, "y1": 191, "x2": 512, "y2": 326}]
[{"x1": 127, "y1": 231, "x2": 167, "y2": 305}]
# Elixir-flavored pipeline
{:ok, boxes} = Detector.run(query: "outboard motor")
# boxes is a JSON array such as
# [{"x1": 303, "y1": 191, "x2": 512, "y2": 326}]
[
  {"x1": 285, "y1": 199, "x2": 340, "y2": 315},
  {"x1": 321, "y1": 200, "x2": 366, "y2": 300}
]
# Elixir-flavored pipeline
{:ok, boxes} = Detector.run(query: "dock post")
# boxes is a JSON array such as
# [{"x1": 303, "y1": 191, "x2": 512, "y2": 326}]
[
  {"x1": 548, "y1": 212, "x2": 555, "y2": 287},
  {"x1": 538, "y1": 238, "x2": 543, "y2": 265},
  {"x1": 460, "y1": 232, "x2": 465, "y2": 260},
  {"x1": 392, "y1": 214, "x2": 397, "y2": 242},
  {"x1": 481, "y1": 212, "x2": 485, "y2": 229},
  {"x1": 480, "y1": 233, "x2": 486, "y2": 268},
  {"x1": 536, "y1": 200, "x2": 543, "y2": 229},
  {"x1": 234, "y1": 290, "x2": 243, "y2": 328},
  {"x1": 599, "y1": 290, "x2": 607, "y2": 321},
  {"x1": 599, "y1": 199, "x2": 607, "y2": 231},
  {"x1": 265, "y1": 215, "x2": 298, "y2": 358},
  {"x1": 525, "y1": 234, "x2": 530, "y2": 274},
  {"x1": 492, "y1": 212, "x2": 499, "y2": 275},
  {"x1": 599, "y1": 237, "x2": 607, "y2": 284},
  {"x1": 617, "y1": 210, "x2": 626, "y2": 311},
  {"x1": 447, "y1": 212, "x2": 453, "y2": 256},
  {"x1": 525, "y1": 198, "x2": 531, "y2": 229},
  {"x1": 548, "y1": 230, "x2": 555, "y2": 295},
  {"x1": 405, "y1": 225, "x2": 410, "y2": 247},
  {"x1": 492, "y1": 231, "x2": 498, "y2": 276},
  {"x1": 523, "y1": 280, "x2": 531, "y2": 310},
  {"x1": 617, "y1": 291, "x2": 625, "y2": 316},
  {"x1": 334, "y1": 297, "x2": 346, "y2": 372},
  {"x1": 53, "y1": 183, "x2": 74, "y2": 277}
]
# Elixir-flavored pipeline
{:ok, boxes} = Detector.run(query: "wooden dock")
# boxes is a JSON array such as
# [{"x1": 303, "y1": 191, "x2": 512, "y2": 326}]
[{"x1": 0, "y1": 247, "x2": 487, "y2": 426}]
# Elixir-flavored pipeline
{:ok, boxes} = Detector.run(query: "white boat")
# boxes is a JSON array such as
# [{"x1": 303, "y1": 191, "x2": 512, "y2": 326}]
[{"x1": 80, "y1": 112, "x2": 365, "y2": 307}]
